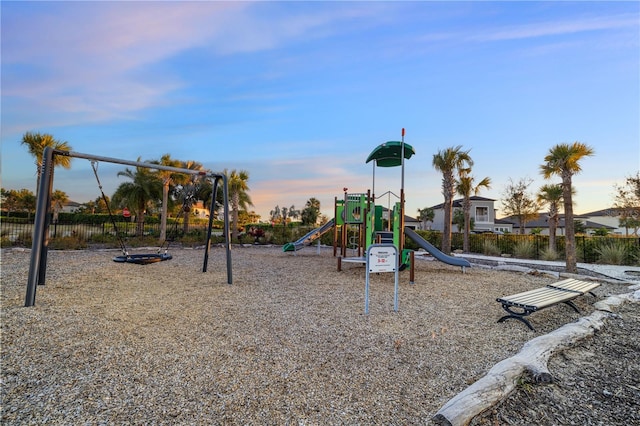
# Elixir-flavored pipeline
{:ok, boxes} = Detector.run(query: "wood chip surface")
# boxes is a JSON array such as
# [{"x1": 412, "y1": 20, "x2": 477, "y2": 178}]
[{"x1": 0, "y1": 246, "x2": 629, "y2": 424}]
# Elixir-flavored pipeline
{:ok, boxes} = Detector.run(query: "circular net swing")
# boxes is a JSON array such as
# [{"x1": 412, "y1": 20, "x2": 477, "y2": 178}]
[
  {"x1": 91, "y1": 161, "x2": 176, "y2": 265},
  {"x1": 112, "y1": 253, "x2": 173, "y2": 264}
]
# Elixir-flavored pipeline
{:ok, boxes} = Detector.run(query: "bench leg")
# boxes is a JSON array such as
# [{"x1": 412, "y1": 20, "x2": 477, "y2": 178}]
[
  {"x1": 497, "y1": 314, "x2": 535, "y2": 331},
  {"x1": 563, "y1": 300, "x2": 580, "y2": 313}
]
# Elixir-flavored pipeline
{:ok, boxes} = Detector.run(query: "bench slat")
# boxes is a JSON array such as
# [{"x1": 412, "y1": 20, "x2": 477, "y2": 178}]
[
  {"x1": 547, "y1": 278, "x2": 600, "y2": 294},
  {"x1": 497, "y1": 287, "x2": 579, "y2": 310},
  {"x1": 497, "y1": 278, "x2": 601, "y2": 331}
]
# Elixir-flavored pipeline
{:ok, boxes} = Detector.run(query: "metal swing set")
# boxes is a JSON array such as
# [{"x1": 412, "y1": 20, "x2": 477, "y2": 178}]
[{"x1": 24, "y1": 147, "x2": 233, "y2": 307}]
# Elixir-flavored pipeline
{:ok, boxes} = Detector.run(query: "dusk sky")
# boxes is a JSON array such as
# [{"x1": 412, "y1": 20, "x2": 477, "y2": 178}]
[{"x1": 2, "y1": 1, "x2": 638, "y2": 221}]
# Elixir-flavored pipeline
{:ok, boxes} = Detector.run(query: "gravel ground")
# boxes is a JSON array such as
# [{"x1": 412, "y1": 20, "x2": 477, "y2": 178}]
[
  {"x1": 1, "y1": 246, "x2": 637, "y2": 425},
  {"x1": 472, "y1": 302, "x2": 640, "y2": 426}
]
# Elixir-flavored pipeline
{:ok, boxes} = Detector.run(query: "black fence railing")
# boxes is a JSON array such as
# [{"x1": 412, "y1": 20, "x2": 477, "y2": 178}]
[
  {"x1": 2, "y1": 218, "x2": 639, "y2": 266},
  {"x1": 0, "y1": 218, "x2": 217, "y2": 248},
  {"x1": 405, "y1": 231, "x2": 640, "y2": 266}
]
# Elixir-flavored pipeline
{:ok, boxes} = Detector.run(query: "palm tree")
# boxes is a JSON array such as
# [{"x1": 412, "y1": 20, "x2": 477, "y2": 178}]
[
  {"x1": 417, "y1": 207, "x2": 434, "y2": 230},
  {"x1": 270, "y1": 205, "x2": 281, "y2": 225},
  {"x1": 456, "y1": 171, "x2": 491, "y2": 253},
  {"x1": 21, "y1": 132, "x2": 72, "y2": 192},
  {"x1": 153, "y1": 154, "x2": 183, "y2": 242},
  {"x1": 50, "y1": 189, "x2": 69, "y2": 223},
  {"x1": 176, "y1": 160, "x2": 204, "y2": 234},
  {"x1": 432, "y1": 146, "x2": 472, "y2": 253},
  {"x1": 540, "y1": 142, "x2": 595, "y2": 273},
  {"x1": 195, "y1": 177, "x2": 216, "y2": 219},
  {"x1": 537, "y1": 183, "x2": 564, "y2": 253},
  {"x1": 281, "y1": 205, "x2": 300, "y2": 237},
  {"x1": 112, "y1": 163, "x2": 163, "y2": 237},
  {"x1": 226, "y1": 169, "x2": 253, "y2": 239},
  {"x1": 301, "y1": 198, "x2": 321, "y2": 226}
]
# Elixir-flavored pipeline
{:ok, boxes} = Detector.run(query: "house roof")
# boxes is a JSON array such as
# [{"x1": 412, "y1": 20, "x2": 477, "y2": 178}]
[
  {"x1": 430, "y1": 196, "x2": 496, "y2": 210},
  {"x1": 378, "y1": 206, "x2": 418, "y2": 222},
  {"x1": 499, "y1": 212, "x2": 616, "y2": 229},
  {"x1": 579, "y1": 207, "x2": 624, "y2": 217}
]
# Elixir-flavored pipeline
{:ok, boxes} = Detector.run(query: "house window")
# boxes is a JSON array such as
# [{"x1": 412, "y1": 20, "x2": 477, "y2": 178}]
[{"x1": 475, "y1": 206, "x2": 489, "y2": 223}]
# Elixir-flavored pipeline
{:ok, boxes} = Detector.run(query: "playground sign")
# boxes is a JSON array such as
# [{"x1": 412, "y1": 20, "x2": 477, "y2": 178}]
[{"x1": 365, "y1": 244, "x2": 399, "y2": 314}]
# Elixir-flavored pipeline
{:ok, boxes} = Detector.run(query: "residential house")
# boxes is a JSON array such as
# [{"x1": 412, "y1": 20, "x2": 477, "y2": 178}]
[
  {"x1": 191, "y1": 201, "x2": 211, "y2": 219},
  {"x1": 427, "y1": 196, "x2": 625, "y2": 236},
  {"x1": 499, "y1": 212, "x2": 616, "y2": 235},
  {"x1": 578, "y1": 208, "x2": 636, "y2": 236},
  {"x1": 61, "y1": 201, "x2": 82, "y2": 213},
  {"x1": 427, "y1": 196, "x2": 512, "y2": 233},
  {"x1": 378, "y1": 206, "x2": 421, "y2": 230}
]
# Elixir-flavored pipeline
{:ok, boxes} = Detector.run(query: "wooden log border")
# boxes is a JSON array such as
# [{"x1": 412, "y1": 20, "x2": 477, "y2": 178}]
[{"x1": 432, "y1": 289, "x2": 640, "y2": 426}]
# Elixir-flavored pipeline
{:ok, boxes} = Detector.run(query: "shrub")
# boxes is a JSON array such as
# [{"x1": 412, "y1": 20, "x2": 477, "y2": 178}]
[
  {"x1": 13, "y1": 231, "x2": 32, "y2": 247},
  {"x1": 595, "y1": 242, "x2": 629, "y2": 265},
  {"x1": 48, "y1": 235, "x2": 87, "y2": 250},
  {"x1": 513, "y1": 240, "x2": 536, "y2": 259},
  {"x1": 482, "y1": 240, "x2": 501, "y2": 256},
  {"x1": 540, "y1": 247, "x2": 560, "y2": 261},
  {"x1": 0, "y1": 232, "x2": 16, "y2": 247}
]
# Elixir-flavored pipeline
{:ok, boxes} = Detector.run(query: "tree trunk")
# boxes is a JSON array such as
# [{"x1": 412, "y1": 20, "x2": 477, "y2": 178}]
[
  {"x1": 136, "y1": 214, "x2": 145, "y2": 237},
  {"x1": 182, "y1": 209, "x2": 190, "y2": 234},
  {"x1": 563, "y1": 175, "x2": 576, "y2": 273},
  {"x1": 231, "y1": 193, "x2": 240, "y2": 240},
  {"x1": 136, "y1": 201, "x2": 145, "y2": 237},
  {"x1": 463, "y1": 203, "x2": 471, "y2": 253},
  {"x1": 443, "y1": 197, "x2": 453, "y2": 254},
  {"x1": 548, "y1": 214, "x2": 557, "y2": 252}
]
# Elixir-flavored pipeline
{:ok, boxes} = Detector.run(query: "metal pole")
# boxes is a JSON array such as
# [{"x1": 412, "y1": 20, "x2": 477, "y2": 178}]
[
  {"x1": 365, "y1": 253, "x2": 371, "y2": 315},
  {"x1": 222, "y1": 174, "x2": 232, "y2": 284},
  {"x1": 59, "y1": 150, "x2": 212, "y2": 177},
  {"x1": 400, "y1": 128, "x2": 405, "y2": 192},
  {"x1": 25, "y1": 147, "x2": 54, "y2": 306},
  {"x1": 372, "y1": 161, "x2": 375, "y2": 207},
  {"x1": 37, "y1": 156, "x2": 55, "y2": 287},
  {"x1": 26, "y1": 148, "x2": 232, "y2": 307},
  {"x1": 394, "y1": 259, "x2": 399, "y2": 312},
  {"x1": 400, "y1": 128, "x2": 406, "y2": 252}
]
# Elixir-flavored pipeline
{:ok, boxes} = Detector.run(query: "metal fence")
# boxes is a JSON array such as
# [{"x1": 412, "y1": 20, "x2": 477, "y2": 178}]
[
  {"x1": 0, "y1": 218, "x2": 214, "y2": 246},
  {"x1": 403, "y1": 231, "x2": 640, "y2": 265},
  {"x1": 2, "y1": 218, "x2": 639, "y2": 265}
]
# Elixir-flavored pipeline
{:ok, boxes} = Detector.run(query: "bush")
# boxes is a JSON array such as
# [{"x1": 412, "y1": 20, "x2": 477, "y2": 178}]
[
  {"x1": 482, "y1": 240, "x2": 501, "y2": 256},
  {"x1": 48, "y1": 235, "x2": 87, "y2": 250},
  {"x1": 595, "y1": 242, "x2": 629, "y2": 265},
  {"x1": 513, "y1": 240, "x2": 536, "y2": 259},
  {"x1": 540, "y1": 247, "x2": 560, "y2": 261},
  {"x1": 12, "y1": 231, "x2": 32, "y2": 247}
]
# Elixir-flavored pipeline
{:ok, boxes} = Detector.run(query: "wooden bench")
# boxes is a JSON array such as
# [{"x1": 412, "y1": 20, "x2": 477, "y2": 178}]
[{"x1": 497, "y1": 279, "x2": 600, "y2": 331}]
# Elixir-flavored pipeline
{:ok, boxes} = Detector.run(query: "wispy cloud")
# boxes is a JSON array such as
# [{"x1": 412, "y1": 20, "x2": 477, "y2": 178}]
[
  {"x1": 471, "y1": 14, "x2": 638, "y2": 42},
  {"x1": 2, "y1": 2, "x2": 372, "y2": 132}
]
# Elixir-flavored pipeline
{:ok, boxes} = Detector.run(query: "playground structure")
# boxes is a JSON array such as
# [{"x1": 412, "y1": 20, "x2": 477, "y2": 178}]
[
  {"x1": 284, "y1": 129, "x2": 471, "y2": 275},
  {"x1": 24, "y1": 147, "x2": 233, "y2": 307}
]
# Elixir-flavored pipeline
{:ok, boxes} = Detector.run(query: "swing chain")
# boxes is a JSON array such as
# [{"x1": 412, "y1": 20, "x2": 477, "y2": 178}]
[{"x1": 91, "y1": 160, "x2": 128, "y2": 256}]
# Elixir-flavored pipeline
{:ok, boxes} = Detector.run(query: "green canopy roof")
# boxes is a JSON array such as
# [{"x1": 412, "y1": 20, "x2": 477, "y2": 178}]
[{"x1": 365, "y1": 141, "x2": 415, "y2": 167}]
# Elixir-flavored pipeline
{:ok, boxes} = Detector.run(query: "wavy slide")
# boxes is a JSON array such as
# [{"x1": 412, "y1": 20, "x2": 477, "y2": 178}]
[
  {"x1": 404, "y1": 227, "x2": 471, "y2": 271},
  {"x1": 283, "y1": 219, "x2": 335, "y2": 252}
]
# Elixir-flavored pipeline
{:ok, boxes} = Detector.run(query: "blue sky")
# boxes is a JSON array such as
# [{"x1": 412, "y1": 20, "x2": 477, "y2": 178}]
[{"x1": 2, "y1": 1, "x2": 639, "y2": 221}]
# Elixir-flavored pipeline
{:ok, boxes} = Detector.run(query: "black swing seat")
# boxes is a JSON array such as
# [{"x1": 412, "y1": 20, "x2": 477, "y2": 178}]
[{"x1": 113, "y1": 253, "x2": 173, "y2": 265}]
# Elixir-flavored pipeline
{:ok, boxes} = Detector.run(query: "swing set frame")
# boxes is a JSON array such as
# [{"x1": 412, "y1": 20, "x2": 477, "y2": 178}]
[{"x1": 25, "y1": 146, "x2": 233, "y2": 307}]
